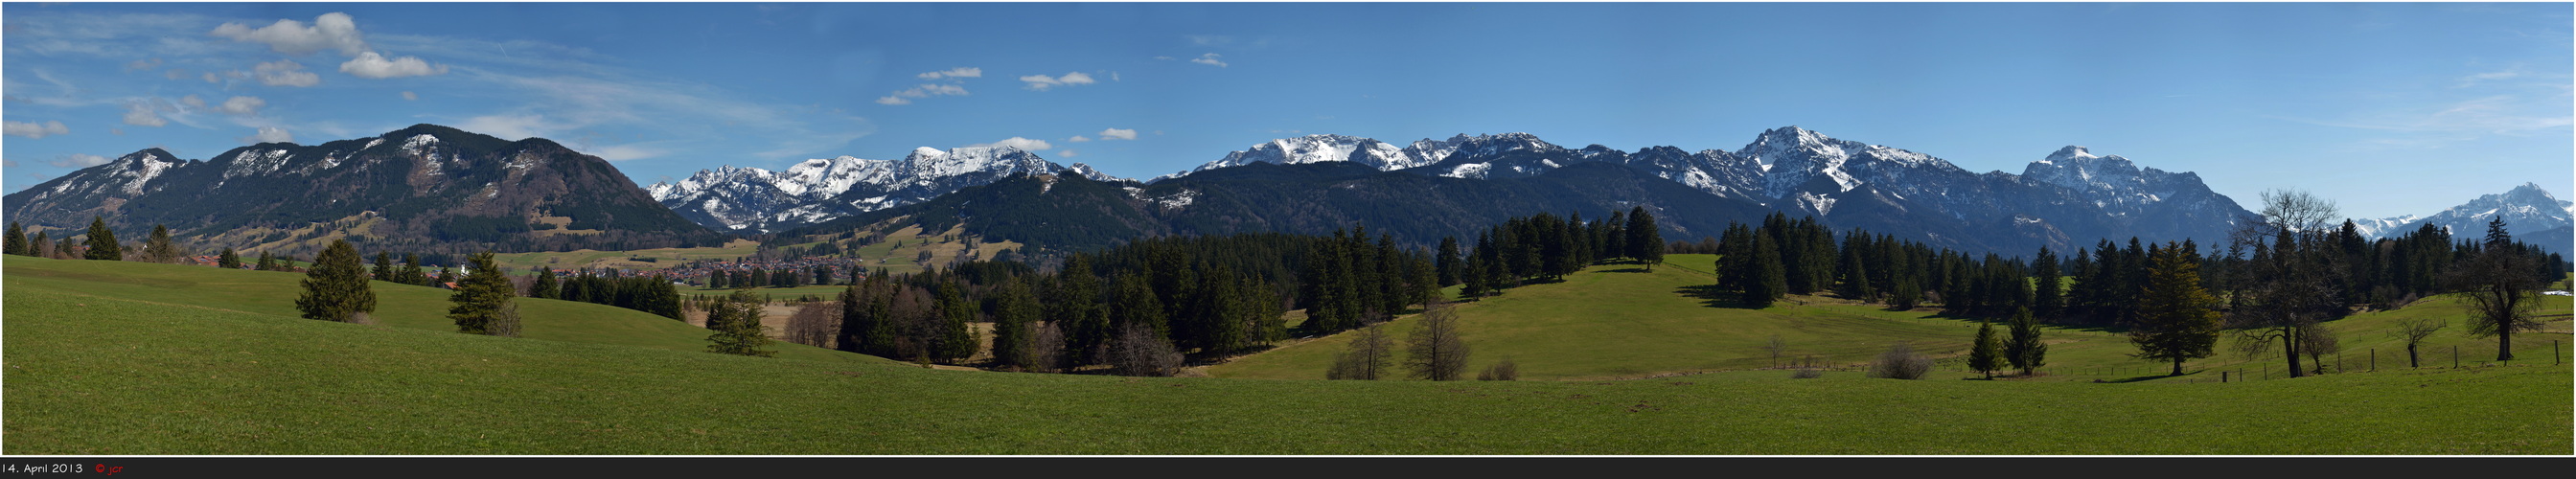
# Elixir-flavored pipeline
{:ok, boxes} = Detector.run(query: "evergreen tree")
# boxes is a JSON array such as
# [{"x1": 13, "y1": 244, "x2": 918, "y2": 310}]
[
  {"x1": 399, "y1": 254, "x2": 426, "y2": 285},
  {"x1": 1741, "y1": 234, "x2": 1787, "y2": 308},
  {"x1": 990, "y1": 279, "x2": 1043, "y2": 371},
  {"x1": 81, "y1": 217, "x2": 122, "y2": 261},
  {"x1": 434, "y1": 266, "x2": 456, "y2": 286},
  {"x1": 1051, "y1": 255, "x2": 1111, "y2": 366},
  {"x1": 750, "y1": 267, "x2": 768, "y2": 288},
  {"x1": 371, "y1": 252, "x2": 393, "y2": 279},
  {"x1": 708, "y1": 268, "x2": 728, "y2": 289},
  {"x1": 1968, "y1": 320, "x2": 2003, "y2": 379},
  {"x1": 28, "y1": 231, "x2": 48, "y2": 259},
  {"x1": 255, "y1": 251, "x2": 278, "y2": 271},
  {"x1": 1459, "y1": 257, "x2": 1489, "y2": 299},
  {"x1": 1112, "y1": 273, "x2": 1167, "y2": 338},
  {"x1": 1626, "y1": 206, "x2": 1662, "y2": 270},
  {"x1": 142, "y1": 224, "x2": 181, "y2": 263},
  {"x1": 4, "y1": 221, "x2": 25, "y2": 256},
  {"x1": 294, "y1": 240, "x2": 377, "y2": 323},
  {"x1": 706, "y1": 288, "x2": 775, "y2": 357},
  {"x1": 2032, "y1": 247, "x2": 2064, "y2": 319},
  {"x1": 447, "y1": 252, "x2": 519, "y2": 335},
  {"x1": 1835, "y1": 243, "x2": 1874, "y2": 301},
  {"x1": 218, "y1": 247, "x2": 242, "y2": 269},
  {"x1": 1891, "y1": 278, "x2": 1921, "y2": 310},
  {"x1": 531, "y1": 268, "x2": 560, "y2": 299},
  {"x1": 2131, "y1": 242, "x2": 2221, "y2": 376},
  {"x1": 933, "y1": 282, "x2": 978, "y2": 363},
  {"x1": 2005, "y1": 307, "x2": 2047, "y2": 376}
]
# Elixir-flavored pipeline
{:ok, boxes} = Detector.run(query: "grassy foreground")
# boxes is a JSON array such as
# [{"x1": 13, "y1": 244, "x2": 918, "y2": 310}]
[{"x1": 5, "y1": 259, "x2": 2570, "y2": 454}]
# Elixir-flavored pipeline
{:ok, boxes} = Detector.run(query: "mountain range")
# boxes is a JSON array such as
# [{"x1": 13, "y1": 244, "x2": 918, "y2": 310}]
[
  {"x1": 2349, "y1": 182, "x2": 2571, "y2": 256},
  {"x1": 2, "y1": 124, "x2": 724, "y2": 256},
  {"x1": 643, "y1": 146, "x2": 1117, "y2": 233}
]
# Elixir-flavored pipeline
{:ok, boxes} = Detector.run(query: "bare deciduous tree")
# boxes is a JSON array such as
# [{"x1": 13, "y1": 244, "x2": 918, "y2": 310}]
[
  {"x1": 1867, "y1": 342, "x2": 1932, "y2": 379},
  {"x1": 1109, "y1": 323, "x2": 1184, "y2": 377},
  {"x1": 2298, "y1": 321, "x2": 2340, "y2": 375},
  {"x1": 1404, "y1": 303, "x2": 1471, "y2": 380},
  {"x1": 1326, "y1": 324, "x2": 1394, "y2": 380},
  {"x1": 1031, "y1": 321, "x2": 1066, "y2": 374},
  {"x1": 1761, "y1": 334, "x2": 1788, "y2": 369},
  {"x1": 784, "y1": 301, "x2": 840, "y2": 349},
  {"x1": 1476, "y1": 356, "x2": 1518, "y2": 380},
  {"x1": 2389, "y1": 317, "x2": 2446, "y2": 368}
]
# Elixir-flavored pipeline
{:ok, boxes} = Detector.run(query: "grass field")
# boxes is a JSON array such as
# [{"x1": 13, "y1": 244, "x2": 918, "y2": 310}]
[
  {"x1": 6, "y1": 255, "x2": 2568, "y2": 454},
  {"x1": 1, "y1": 256, "x2": 872, "y2": 363},
  {"x1": 1210, "y1": 255, "x2": 2574, "y2": 382}
]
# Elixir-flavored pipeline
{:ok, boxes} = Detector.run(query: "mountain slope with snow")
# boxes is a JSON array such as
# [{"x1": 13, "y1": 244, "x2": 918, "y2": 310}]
[
  {"x1": 2349, "y1": 183, "x2": 2573, "y2": 244},
  {"x1": 648, "y1": 146, "x2": 1077, "y2": 233}
]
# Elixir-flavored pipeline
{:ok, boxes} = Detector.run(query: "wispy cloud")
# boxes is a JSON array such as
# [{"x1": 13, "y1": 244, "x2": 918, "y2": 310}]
[
  {"x1": 209, "y1": 12, "x2": 370, "y2": 57},
  {"x1": 251, "y1": 59, "x2": 320, "y2": 87},
  {"x1": 1188, "y1": 53, "x2": 1228, "y2": 68},
  {"x1": 1096, "y1": 128, "x2": 1138, "y2": 141},
  {"x1": 917, "y1": 67, "x2": 981, "y2": 80},
  {"x1": 4, "y1": 121, "x2": 72, "y2": 139},
  {"x1": 1019, "y1": 72, "x2": 1096, "y2": 91},
  {"x1": 239, "y1": 126, "x2": 293, "y2": 144},
  {"x1": 966, "y1": 137, "x2": 1052, "y2": 151},
  {"x1": 48, "y1": 153, "x2": 112, "y2": 168}
]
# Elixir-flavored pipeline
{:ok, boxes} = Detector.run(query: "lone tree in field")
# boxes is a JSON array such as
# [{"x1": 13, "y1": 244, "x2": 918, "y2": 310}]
[
  {"x1": 1326, "y1": 323, "x2": 1395, "y2": 380},
  {"x1": 448, "y1": 252, "x2": 521, "y2": 336},
  {"x1": 141, "y1": 224, "x2": 182, "y2": 263},
  {"x1": 1967, "y1": 320, "x2": 2003, "y2": 379},
  {"x1": 2226, "y1": 189, "x2": 2350, "y2": 378},
  {"x1": 2389, "y1": 317, "x2": 2447, "y2": 368},
  {"x1": 294, "y1": 240, "x2": 377, "y2": 323},
  {"x1": 2005, "y1": 307, "x2": 2047, "y2": 376},
  {"x1": 2448, "y1": 217, "x2": 2544, "y2": 361},
  {"x1": 1405, "y1": 302, "x2": 1472, "y2": 380},
  {"x1": 1761, "y1": 334, "x2": 1788, "y2": 368},
  {"x1": 706, "y1": 288, "x2": 776, "y2": 357},
  {"x1": 2131, "y1": 241, "x2": 2221, "y2": 376},
  {"x1": 81, "y1": 217, "x2": 121, "y2": 261}
]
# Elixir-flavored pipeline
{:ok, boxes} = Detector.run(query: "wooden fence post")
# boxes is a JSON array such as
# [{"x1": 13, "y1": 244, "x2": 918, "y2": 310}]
[{"x1": 2453, "y1": 345, "x2": 2460, "y2": 369}]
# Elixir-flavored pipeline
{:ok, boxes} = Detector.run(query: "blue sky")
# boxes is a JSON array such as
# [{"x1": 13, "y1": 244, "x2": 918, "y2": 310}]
[{"x1": 5, "y1": 2, "x2": 2568, "y2": 221}]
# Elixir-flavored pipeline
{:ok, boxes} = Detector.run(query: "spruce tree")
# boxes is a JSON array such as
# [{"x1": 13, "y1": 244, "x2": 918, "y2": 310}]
[
  {"x1": 933, "y1": 282, "x2": 978, "y2": 363},
  {"x1": 2033, "y1": 246, "x2": 2064, "y2": 319},
  {"x1": 256, "y1": 251, "x2": 278, "y2": 271},
  {"x1": 1626, "y1": 206, "x2": 1661, "y2": 270},
  {"x1": 447, "y1": 252, "x2": 519, "y2": 335},
  {"x1": 142, "y1": 224, "x2": 181, "y2": 263},
  {"x1": 1968, "y1": 320, "x2": 2002, "y2": 379},
  {"x1": 2005, "y1": 307, "x2": 2047, "y2": 376},
  {"x1": 399, "y1": 254, "x2": 425, "y2": 285},
  {"x1": 4, "y1": 221, "x2": 25, "y2": 256},
  {"x1": 218, "y1": 247, "x2": 242, "y2": 269},
  {"x1": 531, "y1": 268, "x2": 560, "y2": 299},
  {"x1": 706, "y1": 288, "x2": 776, "y2": 357},
  {"x1": 1437, "y1": 237, "x2": 1462, "y2": 286},
  {"x1": 294, "y1": 240, "x2": 377, "y2": 323},
  {"x1": 1742, "y1": 234, "x2": 1787, "y2": 308},
  {"x1": 371, "y1": 252, "x2": 393, "y2": 279},
  {"x1": 2130, "y1": 242, "x2": 2221, "y2": 376},
  {"x1": 28, "y1": 231, "x2": 48, "y2": 259},
  {"x1": 990, "y1": 279, "x2": 1043, "y2": 371},
  {"x1": 81, "y1": 217, "x2": 122, "y2": 261}
]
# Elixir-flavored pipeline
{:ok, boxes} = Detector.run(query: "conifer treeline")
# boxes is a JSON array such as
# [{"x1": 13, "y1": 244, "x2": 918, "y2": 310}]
[{"x1": 1705, "y1": 213, "x2": 2570, "y2": 327}]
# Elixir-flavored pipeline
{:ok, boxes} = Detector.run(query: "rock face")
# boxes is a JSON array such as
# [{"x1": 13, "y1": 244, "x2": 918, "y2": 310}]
[
  {"x1": 2, "y1": 124, "x2": 724, "y2": 256},
  {"x1": 647, "y1": 146, "x2": 1081, "y2": 233}
]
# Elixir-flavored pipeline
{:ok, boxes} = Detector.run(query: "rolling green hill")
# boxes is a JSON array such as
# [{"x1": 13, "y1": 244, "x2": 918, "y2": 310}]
[
  {"x1": 1, "y1": 256, "x2": 873, "y2": 363},
  {"x1": 1210, "y1": 254, "x2": 2573, "y2": 381},
  {"x1": 5, "y1": 255, "x2": 2567, "y2": 454}
]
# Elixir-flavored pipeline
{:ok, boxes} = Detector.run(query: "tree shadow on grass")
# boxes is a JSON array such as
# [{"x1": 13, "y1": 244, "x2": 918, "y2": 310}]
[{"x1": 1675, "y1": 285, "x2": 1758, "y2": 309}]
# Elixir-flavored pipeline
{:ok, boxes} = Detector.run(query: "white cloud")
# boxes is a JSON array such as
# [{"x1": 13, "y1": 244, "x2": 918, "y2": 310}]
[
  {"x1": 1190, "y1": 53, "x2": 1228, "y2": 68},
  {"x1": 916, "y1": 67, "x2": 982, "y2": 80},
  {"x1": 402, "y1": 91, "x2": 419, "y2": 101},
  {"x1": 49, "y1": 153, "x2": 111, "y2": 168},
  {"x1": 1058, "y1": 148, "x2": 1079, "y2": 157},
  {"x1": 966, "y1": 137, "x2": 1052, "y2": 151},
  {"x1": 216, "y1": 96, "x2": 266, "y2": 116},
  {"x1": 1068, "y1": 135, "x2": 1092, "y2": 142},
  {"x1": 1186, "y1": 34, "x2": 1233, "y2": 46},
  {"x1": 879, "y1": 83, "x2": 968, "y2": 104},
  {"x1": 1, "y1": 159, "x2": 15, "y2": 168},
  {"x1": 122, "y1": 102, "x2": 168, "y2": 126},
  {"x1": 1152, "y1": 56, "x2": 1177, "y2": 60},
  {"x1": 240, "y1": 126, "x2": 293, "y2": 144},
  {"x1": 1020, "y1": 72, "x2": 1097, "y2": 91},
  {"x1": 253, "y1": 59, "x2": 320, "y2": 87},
  {"x1": 209, "y1": 12, "x2": 369, "y2": 57},
  {"x1": 180, "y1": 94, "x2": 207, "y2": 108},
  {"x1": 1097, "y1": 127, "x2": 1138, "y2": 141},
  {"x1": 202, "y1": 72, "x2": 222, "y2": 83},
  {"x1": 164, "y1": 69, "x2": 189, "y2": 80},
  {"x1": 124, "y1": 57, "x2": 163, "y2": 72},
  {"x1": 339, "y1": 51, "x2": 448, "y2": 79},
  {"x1": 457, "y1": 113, "x2": 563, "y2": 141},
  {"x1": 3, "y1": 121, "x2": 71, "y2": 139}
]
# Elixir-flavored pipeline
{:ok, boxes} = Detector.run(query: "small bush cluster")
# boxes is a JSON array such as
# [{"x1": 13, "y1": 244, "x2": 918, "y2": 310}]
[{"x1": 1867, "y1": 342, "x2": 1932, "y2": 379}]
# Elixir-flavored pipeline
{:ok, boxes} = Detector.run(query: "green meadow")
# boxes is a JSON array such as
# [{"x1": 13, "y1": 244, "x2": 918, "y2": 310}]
[{"x1": 4, "y1": 255, "x2": 2568, "y2": 454}]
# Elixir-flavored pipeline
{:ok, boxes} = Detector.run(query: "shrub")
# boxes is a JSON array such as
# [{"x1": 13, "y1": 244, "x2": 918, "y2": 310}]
[
  {"x1": 1790, "y1": 368, "x2": 1824, "y2": 379},
  {"x1": 1866, "y1": 342, "x2": 1933, "y2": 379},
  {"x1": 1476, "y1": 356, "x2": 1519, "y2": 380}
]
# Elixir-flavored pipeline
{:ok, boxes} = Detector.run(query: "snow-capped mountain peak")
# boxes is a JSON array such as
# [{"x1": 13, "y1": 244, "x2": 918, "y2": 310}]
[
  {"x1": 2347, "y1": 182, "x2": 2572, "y2": 240},
  {"x1": 652, "y1": 146, "x2": 1065, "y2": 232},
  {"x1": 1193, "y1": 134, "x2": 1419, "y2": 173}
]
